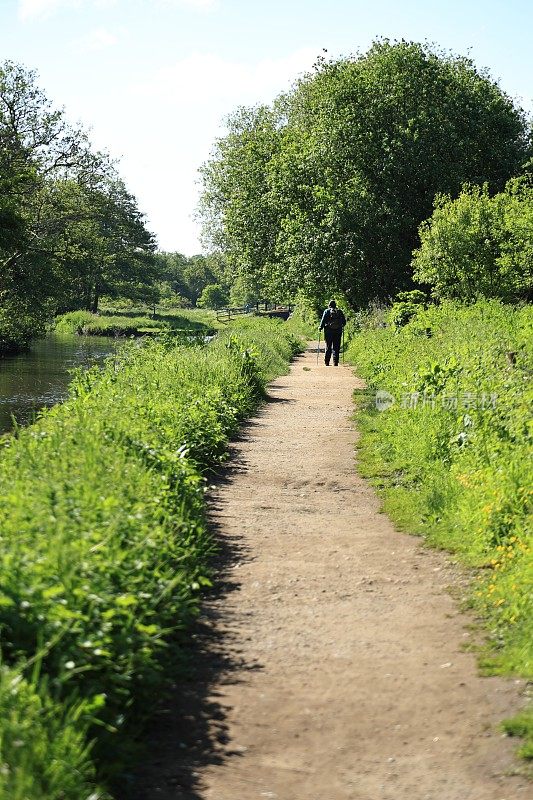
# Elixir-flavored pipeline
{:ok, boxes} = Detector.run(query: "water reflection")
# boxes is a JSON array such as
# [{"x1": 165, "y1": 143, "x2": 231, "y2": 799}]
[{"x1": 0, "y1": 333, "x2": 117, "y2": 433}]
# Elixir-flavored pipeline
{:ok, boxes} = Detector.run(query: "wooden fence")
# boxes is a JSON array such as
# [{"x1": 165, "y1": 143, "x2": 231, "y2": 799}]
[{"x1": 216, "y1": 302, "x2": 293, "y2": 323}]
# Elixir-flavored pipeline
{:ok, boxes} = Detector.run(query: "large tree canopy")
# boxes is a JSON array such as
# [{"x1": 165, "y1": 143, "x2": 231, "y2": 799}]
[
  {"x1": 0, "y1": 61, "x2": 157, "y2": 351},
  {"x1": 200, "y1": 40, "x2": 531, "y2": 307}
]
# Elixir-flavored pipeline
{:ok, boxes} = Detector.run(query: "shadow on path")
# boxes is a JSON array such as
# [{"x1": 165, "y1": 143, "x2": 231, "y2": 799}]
[{"x1": 120, "y1": 431, "x2": 263, "y2": 800}]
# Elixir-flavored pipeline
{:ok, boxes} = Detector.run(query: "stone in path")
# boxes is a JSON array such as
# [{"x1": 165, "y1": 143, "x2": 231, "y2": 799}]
[{"x1": 131, "y1": 346, "x2": 527, "y2": 800}]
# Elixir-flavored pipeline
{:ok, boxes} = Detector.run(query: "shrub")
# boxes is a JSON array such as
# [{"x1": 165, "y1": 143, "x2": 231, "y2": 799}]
[
  {"x1": 54, "y1": 310, "x2": 98, "y2": 334},
  {"x1": 196, "y1": 283, "x2": 229, "y2": 310},
  {"x1": 412, "y1": 179, "x2": 533, "y2": 302},
  {"x1": 388, "y1": 290, "x2": 428, "y2": 328}
]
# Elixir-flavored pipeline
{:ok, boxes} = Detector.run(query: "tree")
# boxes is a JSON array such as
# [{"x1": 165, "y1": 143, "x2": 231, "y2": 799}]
[
  {"x1": 199, "y1": 105, "x2": 281, "y2": 298},
  {"x1": 152, "y1": 251, "x2": 231, "y2": 307},
  {"x1": 0, "y1": 61, "x2": 103, "y2": 349},
  {"x1": 180, "y1": 254, "x2": 219, "y2": 305},
  {"x1": 155, "y1": 251, "x2": 190, "y2": 298},
  {"x1": 197, "y1": 283, "x2": 229, "y2": 309},
  {"x1": 63, "y1": 179, "x2": 157, "y2": 313},
  {"x1": 200, "y1": 41, "x2": 531, "y2": 308},
  {"x1": 412, "y1": 179, "x2": 533, "y2": 302},
  {"x1": 0, "y1": 61, "x2": 158, "y2": 350}
]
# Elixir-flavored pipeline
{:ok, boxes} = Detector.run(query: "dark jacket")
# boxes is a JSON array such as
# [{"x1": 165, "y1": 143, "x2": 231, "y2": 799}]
[{"x1": 319, "y1": 307, "x2": 346, "y2": 331}]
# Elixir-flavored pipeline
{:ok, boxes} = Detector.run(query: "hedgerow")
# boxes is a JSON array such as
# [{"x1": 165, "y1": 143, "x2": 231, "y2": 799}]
[
  {"x1": 347, "y1": 299, "x2": 532, "y2": 759},
  {"x1": 0, "y1": 317, "x2": 304, "y2": 797}
]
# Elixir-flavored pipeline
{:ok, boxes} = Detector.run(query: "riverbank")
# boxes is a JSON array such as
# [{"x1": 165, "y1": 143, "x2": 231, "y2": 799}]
[
  {"x1": 0, "y1": 317, "x2": 305, "y2": 799},
  {"x1": 0, "y1": 332, "x2": 118, "y2": 433},
  {"x1": 0, "y1": 308, "x2": 224, "y2": 434},
  {"x1": 54, "y1": 308, "x2": 221, "y2": 337}
]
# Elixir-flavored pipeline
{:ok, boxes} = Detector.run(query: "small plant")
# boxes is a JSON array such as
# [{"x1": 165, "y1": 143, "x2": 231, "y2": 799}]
[{"x1": 502, "y1": 709, "x2": 533, "y2": 761}]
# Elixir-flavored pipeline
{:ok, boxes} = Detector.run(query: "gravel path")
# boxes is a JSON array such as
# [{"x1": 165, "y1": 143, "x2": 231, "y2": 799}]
[{"x1": 131, "y1": 345, "x2": 528, "y2": 800}]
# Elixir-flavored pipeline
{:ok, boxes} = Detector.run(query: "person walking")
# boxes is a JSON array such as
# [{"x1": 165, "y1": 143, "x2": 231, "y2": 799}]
[{"x1": 319, "y1": 300, "x2": 346, "y2": 366}]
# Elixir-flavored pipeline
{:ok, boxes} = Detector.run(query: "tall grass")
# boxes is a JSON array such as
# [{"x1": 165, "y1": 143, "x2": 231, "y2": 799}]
[
  {"x1": 347, "y1": 299, "x2": 532, "y2": 758},
  {"x1": 54, "y1": 308, "x2": 219, "y2": 337},
  {"x1": 0, "y1": 317, "x2": 304, "y2": 797}
]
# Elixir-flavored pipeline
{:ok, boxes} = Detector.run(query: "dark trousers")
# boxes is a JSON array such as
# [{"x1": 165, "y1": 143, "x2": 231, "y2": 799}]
[{"x1": 324, "y1": 328, "x2": 342, "y2": 365}]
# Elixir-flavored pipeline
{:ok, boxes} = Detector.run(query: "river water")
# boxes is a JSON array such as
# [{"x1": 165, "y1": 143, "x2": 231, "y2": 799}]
[{"x1": 0, "y1": 333, "x2": 117, "y2": 434}]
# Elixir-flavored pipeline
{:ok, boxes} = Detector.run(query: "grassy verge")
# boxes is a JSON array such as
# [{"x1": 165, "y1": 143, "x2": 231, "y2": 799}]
[
  {"x1": 0, "y1": 317, "x2": 305, "y2": 798},
  {"x1": 346, "y1": 299, "x2": 532, "y2": 763},
  {"x1": 54, "y1": 308, "x2": 221, "y2": 337}
]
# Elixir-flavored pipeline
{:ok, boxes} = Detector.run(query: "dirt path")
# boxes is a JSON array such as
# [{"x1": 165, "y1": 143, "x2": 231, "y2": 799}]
[{"x1": 132, "y1": 345, "x2": 528, "y2": 800}]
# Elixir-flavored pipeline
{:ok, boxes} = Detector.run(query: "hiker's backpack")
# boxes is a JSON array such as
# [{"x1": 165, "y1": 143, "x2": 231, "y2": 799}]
[{"x1": 327, "y1": 308, "x2": 342, "y2": 330}]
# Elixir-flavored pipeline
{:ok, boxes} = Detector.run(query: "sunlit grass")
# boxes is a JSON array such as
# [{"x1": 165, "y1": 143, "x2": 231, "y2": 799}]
[
  {"x1": 0, "y1": 316, "x2": 305, "y2": 797},
  {"x1": 54, "y1": 307, "x2": 222, "y2": 336},
  {"x1": 347, "y1": 299, "x2": 533, "y2": 759}
]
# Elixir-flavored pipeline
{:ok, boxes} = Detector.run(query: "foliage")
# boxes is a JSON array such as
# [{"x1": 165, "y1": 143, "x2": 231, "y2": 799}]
[
  {"x1": 200, "y1": 40, "x2": 531, "y2": 306},
  {"x1": 288, "y1": 288, "x2": 321, "y2": 332},
  {"x1": 0, "y1": 60, "x2": 157, "y2": 353},
  {"x1": 197, "y1": 283, "x2": 229, "y2": 310},
  {"x1": 346, "y1": 299, "x2": 532, "y2": 756},
  {"x1": 413, "y1": 179, "x2": 533, "y2": 301},
  {"x1": 0, "y1": 317, "x2": 305, "y2": 795},
  {"x1": 388, "y1": 289, "x2": 428, "y2": 328},
  {"x1": 199, "y1": 105, "x2": 280, "y2": 299},
  {"x1": 51, "y1": 179, "x2": 158, "y2": 313},
  {"x1": 156, "y1": 251, "x2": 231, "y2": 307},
  {"x1": 0, "y1": 666, "x2": 106, "y2": 800}
]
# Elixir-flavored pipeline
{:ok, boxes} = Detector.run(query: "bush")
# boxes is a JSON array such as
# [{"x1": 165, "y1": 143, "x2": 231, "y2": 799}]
[
  {"x1": 0, "y1": 317, "x2": 305, "y2": 795},
  {"x1": 388, "y1": 290, "x2": 428, "y2": 329},
  {"x1": 196, "y1": 283, "x2": 229, "y2": 310},
  {"x1": 413, "y1": 179, "x2": 533, "y2": 302},
  {"x1": 0, "y1": 294, "x2": 53, "y2": 354},
  {"x1": 54, "y1": 310, "x2": 97, "y2": 334}
]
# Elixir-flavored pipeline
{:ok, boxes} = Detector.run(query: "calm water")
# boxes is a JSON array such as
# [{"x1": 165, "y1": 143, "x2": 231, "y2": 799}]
[{"x1": 0, "y1": 333, "x2": 118, "y2": 433}]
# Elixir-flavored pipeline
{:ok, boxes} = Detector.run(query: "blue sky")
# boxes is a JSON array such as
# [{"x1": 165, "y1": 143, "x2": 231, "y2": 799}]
[{"x1": 1, "y1": 0, "x2": 532, "y2": 253}]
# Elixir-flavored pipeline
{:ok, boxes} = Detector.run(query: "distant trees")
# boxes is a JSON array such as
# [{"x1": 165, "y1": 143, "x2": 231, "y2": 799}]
[
  {"x1": 155, "y1": 251, "x2": 230, "y2": 307},
  {"x1": 0, "y1": 61, "x2": 157, "y2": 352},
  {"x1": 413, "y1": 178, "x2": 533, "y2": 302},
  {"x1": 200, "y1": 40, "x2": 531, "y2": 308},
  {"x1": 197, "y1": 283, "x2": 229, "y2": 309},
  {"x1": 51, "y1": 178, "x2": 158, "y2": 313}
]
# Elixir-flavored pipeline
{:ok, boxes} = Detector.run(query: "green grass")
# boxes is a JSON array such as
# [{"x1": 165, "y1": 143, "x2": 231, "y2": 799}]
[
  {"x1": 54, "y1": 307, "x2": 222, "y2": 337},
  {"x1": 346, "y1": 299, "x2": 533, "y2": 760},
  {"x1": 0, "y1": 665, "x2": 106, "y2": 800},
  {"x1": 502, "y1": 709, "x2": 533, "y2": 761},
  {"x1": 0, "y1": 316, "x2": 306, "y2": 797}
]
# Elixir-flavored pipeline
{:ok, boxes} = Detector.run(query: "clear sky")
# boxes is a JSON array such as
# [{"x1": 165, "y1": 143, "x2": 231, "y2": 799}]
[{"x1": 1, "y1": 0, "x2": 532, "y2": 254}]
